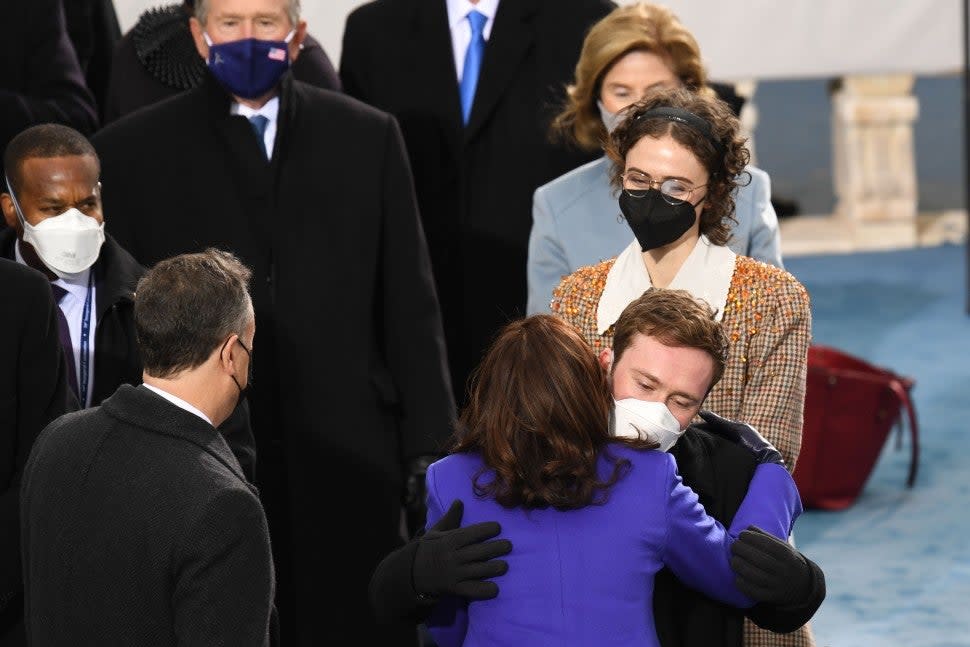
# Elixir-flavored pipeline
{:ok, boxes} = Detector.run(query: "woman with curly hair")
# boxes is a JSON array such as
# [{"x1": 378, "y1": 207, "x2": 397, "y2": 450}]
[
  {"x1": 423, "y1": 313, "x2": 802, "y2": 647},
  {"x1": 527, "y1": 2, "x2": 782, "y2": 315},
  {"x1": 552, "y1": 86, "x2": 810, "y2": 477}
]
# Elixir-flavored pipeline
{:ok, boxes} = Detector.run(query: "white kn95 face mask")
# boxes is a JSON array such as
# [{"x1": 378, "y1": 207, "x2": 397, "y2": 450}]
[{"x1": 612, "y1": 398, "x2": 684, "y2": 451}]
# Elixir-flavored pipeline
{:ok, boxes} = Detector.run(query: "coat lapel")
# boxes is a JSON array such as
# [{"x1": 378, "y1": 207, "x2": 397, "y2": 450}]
[
  {"x1": 93, "y1": 235, "x2": 142, "y2": 325},
  {"x1": 464, "y1": 0, "x2": 538, "y2": 141},
  {"x1": 412, "y1": 0, "x2": 464, "y2": 138},
  {"x1": 270, "y1": 73, "x2": 295, "y2": 173},
  {"x1": 205, "y1": 74, "x2": 271, "y2": 179},
  {"x1": 202, "y1": 73, "x2": 274, "y2": 247}
]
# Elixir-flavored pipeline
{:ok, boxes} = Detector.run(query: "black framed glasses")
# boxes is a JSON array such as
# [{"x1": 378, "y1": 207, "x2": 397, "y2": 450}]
[{"x1": 621, "y1": 171, "x2": 706, "y2": 205}]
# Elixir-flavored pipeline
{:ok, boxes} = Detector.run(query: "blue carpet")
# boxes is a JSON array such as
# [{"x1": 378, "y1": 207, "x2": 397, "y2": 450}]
[{"x1": 786, "y1": 244, "x2": 970, "y2": 647}]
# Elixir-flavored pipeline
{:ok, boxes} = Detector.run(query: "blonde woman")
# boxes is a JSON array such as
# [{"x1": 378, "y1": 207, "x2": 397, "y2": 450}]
[{"x1": 527, "y1": 3, "x2": 781, "y2": 315}]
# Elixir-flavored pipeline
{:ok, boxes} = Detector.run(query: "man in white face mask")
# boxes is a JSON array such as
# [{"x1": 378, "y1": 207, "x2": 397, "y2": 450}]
[
  {"x1": 0, "y1": 124, "x2": 141, "y2": 410},
  {"x1": 0, "y1": 123, "x2": 257, "y2": 480},
  {"x1": 601, "y1": 287, "x2": 825, "y2": 647}
]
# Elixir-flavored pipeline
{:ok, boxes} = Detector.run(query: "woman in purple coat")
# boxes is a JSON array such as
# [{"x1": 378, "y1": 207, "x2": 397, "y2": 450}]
[{"x1": 424, "y1": 314, "x2": 802, "y2": 647}]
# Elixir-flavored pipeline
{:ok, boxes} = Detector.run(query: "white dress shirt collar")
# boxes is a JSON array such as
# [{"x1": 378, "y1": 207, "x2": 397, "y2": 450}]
[
  {"x1": 446, "y1": 0, "x2": 500, "y2": 81},
  {"x1": 596, "y1": 235, "x2": 737, "y2": 334},
  {"x1": 446, "y1": 0, "x2": 500, "y2": 30},
  {"x1": 143, "y1": 383, "x2": 214, "y2": 427},
  {"x1": 231, "y1": 96, "x2": 280, "y2": 158}
]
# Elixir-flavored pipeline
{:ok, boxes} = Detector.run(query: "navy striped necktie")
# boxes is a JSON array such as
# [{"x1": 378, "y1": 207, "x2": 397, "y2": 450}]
[
  {"x1": 50, "y1": 283, "x2": 79, "y2": 397},
  {"x1": 248, "y1": 115, "x2": 270, "y2": 159}
]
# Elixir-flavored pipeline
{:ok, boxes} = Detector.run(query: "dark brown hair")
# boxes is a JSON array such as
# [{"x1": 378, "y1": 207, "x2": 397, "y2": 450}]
[
  {"x1": 605, "y1": 87, "x2": 750, "y2": 246},
  {"x1": 135, "y1": 248, "x2": 253, "y2": 378},
  {"x1": 613, "y1": 288, "x2": 728, "y2": 390},
  {"x1": 453, "y1": 315, "x2": 656, "y2": 511}
]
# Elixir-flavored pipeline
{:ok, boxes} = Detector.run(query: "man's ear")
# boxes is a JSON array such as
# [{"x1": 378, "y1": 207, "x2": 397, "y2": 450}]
[
  {"x1": 288, "y1": 19, "x2": 308, "y2": 61},
  {"x1": 189, "y1": 16, "x2": 208, "y2": 60},
  {"x1": 598, "y1": 348, "x2": 613, "y2": 373},
  {"x1": 0, "y1": 194, "x2": 17, "y2": 229},
  {"x1": 219, "y1": 334, "x2": 239, "y2": 374}
]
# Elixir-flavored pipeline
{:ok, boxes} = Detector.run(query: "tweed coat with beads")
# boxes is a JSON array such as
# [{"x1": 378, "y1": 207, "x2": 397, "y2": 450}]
[
  {"x1": 552, "y1": 254, "x2": 814, "y2": 647},
  {"x1": 551, "y1": 253, "x2": 810, "y2": 477}
]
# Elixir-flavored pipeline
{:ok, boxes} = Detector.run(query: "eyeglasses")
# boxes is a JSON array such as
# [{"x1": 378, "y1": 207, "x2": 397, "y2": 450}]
[{"x1": 621, "y1": 171, "x2": 706, "y2": 206}]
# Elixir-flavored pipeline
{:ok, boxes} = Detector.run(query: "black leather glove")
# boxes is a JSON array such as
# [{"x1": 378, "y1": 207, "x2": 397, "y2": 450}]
[
  {"x1": 413, "y1": 500, "x2": 512, "y2": 600},
  {"x1": 403, "y1": 455, "x2": 437, "y2": 538},
  {"x1": 697, "y1": 410, "x2": 785, "y2": 468},
  {"x1": 731, "y1": 526, "x2": 815, "y2": 606}
]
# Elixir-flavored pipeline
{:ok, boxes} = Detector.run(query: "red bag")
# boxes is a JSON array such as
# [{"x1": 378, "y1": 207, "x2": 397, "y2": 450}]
[{"x1": 792, "y1": 345, "x2": 919, "y2": 510}]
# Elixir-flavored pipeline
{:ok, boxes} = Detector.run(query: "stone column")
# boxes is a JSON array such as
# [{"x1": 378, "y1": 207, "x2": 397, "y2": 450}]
[
  {"x1": 832, "y1": 74, "x2": 920, "y2": 248},
  {"x1": 735, "y1": 79, "x2": 759, "y2": 166}
]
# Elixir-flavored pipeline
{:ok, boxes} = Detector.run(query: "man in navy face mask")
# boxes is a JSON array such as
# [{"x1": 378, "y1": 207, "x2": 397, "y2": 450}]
[
  {"x1": 91, "y1": 1, "x2": 456, "y2": 645},
  {"x1": 103, "y1": 0, "x2": 341, "y2": 124},
  {"x1": 189, "y1": 0, "x2": 308, "y2": 125}
]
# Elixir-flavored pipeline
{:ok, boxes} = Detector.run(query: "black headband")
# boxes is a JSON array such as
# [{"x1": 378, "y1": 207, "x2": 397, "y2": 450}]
[{"x1": 635, "y1": 107, "x2": 725, "y2": 158}]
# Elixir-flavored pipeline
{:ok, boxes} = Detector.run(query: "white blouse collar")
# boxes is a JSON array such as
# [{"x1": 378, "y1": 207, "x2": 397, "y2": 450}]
[{"x1": 596, "y1": 235, "x2": 737, "y2": 334}]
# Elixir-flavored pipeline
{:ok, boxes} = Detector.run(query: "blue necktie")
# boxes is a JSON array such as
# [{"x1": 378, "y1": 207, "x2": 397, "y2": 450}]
[
  {"x1": 248, "y1": 115, "x2": 269, "y2": 160},
  {"x1": 459, "y1": 10, "x2": 487, "y2": 125}
]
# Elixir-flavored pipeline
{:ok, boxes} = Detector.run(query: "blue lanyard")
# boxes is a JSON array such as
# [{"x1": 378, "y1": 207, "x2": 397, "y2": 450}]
[{"x1": 78, "y1": 272, "x2": 93, "y2": 407}]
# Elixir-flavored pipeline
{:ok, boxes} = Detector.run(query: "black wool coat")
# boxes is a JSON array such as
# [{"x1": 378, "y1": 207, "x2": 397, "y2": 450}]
[
  {"x1": 340, "y1": 0, "x2": 614, "y2": 399},
  {"x1": 62, "y1": 0, "x2": 122, "y2": 120},
  {"x1": 92, "y1": 73, "x2": 455, "y2": 646},
  {"x1": 0, "y1": 0, "x2": 98, "y2": 173},
  {"x1": 0, "y1": 260, "x2": 74, "y2": 644},
  {"x1": 20, "y1": 385, "x2": 275, "y2": 646},
  {"x1": 656, "y1": 428, "x2": 826, "y2": 647}
]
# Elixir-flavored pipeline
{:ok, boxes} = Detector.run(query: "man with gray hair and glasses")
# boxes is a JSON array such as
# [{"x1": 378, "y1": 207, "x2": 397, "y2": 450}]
[{"x1": 21, "y1": 249, "x2": 276, "y2": 647}]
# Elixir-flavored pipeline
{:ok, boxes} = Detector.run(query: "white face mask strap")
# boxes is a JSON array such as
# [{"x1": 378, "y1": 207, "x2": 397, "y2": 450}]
[{"x1": 4, "y1": 175, "x2": 27, "y2": 228}]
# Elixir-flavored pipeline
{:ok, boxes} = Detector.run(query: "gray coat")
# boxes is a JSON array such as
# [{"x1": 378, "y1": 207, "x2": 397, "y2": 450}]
[{"x1": 20, "y1": 384, "x2": 275, "y2": 646}]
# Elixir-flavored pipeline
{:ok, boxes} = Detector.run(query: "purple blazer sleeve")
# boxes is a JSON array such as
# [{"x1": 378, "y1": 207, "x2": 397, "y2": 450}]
[
  {"x1": 424, "y1": 465, "x2": 469, "y2": 647},
  {"x1": 661, "y1": 458, "x2": 755, "y2": 609},
  {"x1": 727, "y1": 463, "x2": 803, "y2": 540}
]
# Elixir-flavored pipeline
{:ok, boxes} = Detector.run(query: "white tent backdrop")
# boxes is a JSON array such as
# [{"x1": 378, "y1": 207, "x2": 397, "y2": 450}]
[
  {"x1": 111, "y1": 1, "x2": 963, "y2": 80},
  {"x1": 112, "y1": 0, "x2": 360, "y2": 68},
  {"x1": 654, "y1": 0, "x2": 962, "y2": 80}
]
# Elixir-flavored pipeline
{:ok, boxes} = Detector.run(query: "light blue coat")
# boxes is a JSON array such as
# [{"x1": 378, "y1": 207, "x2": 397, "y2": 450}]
[{"x1": 526, "y1": 156, "x2": 783, "y2": 314}]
